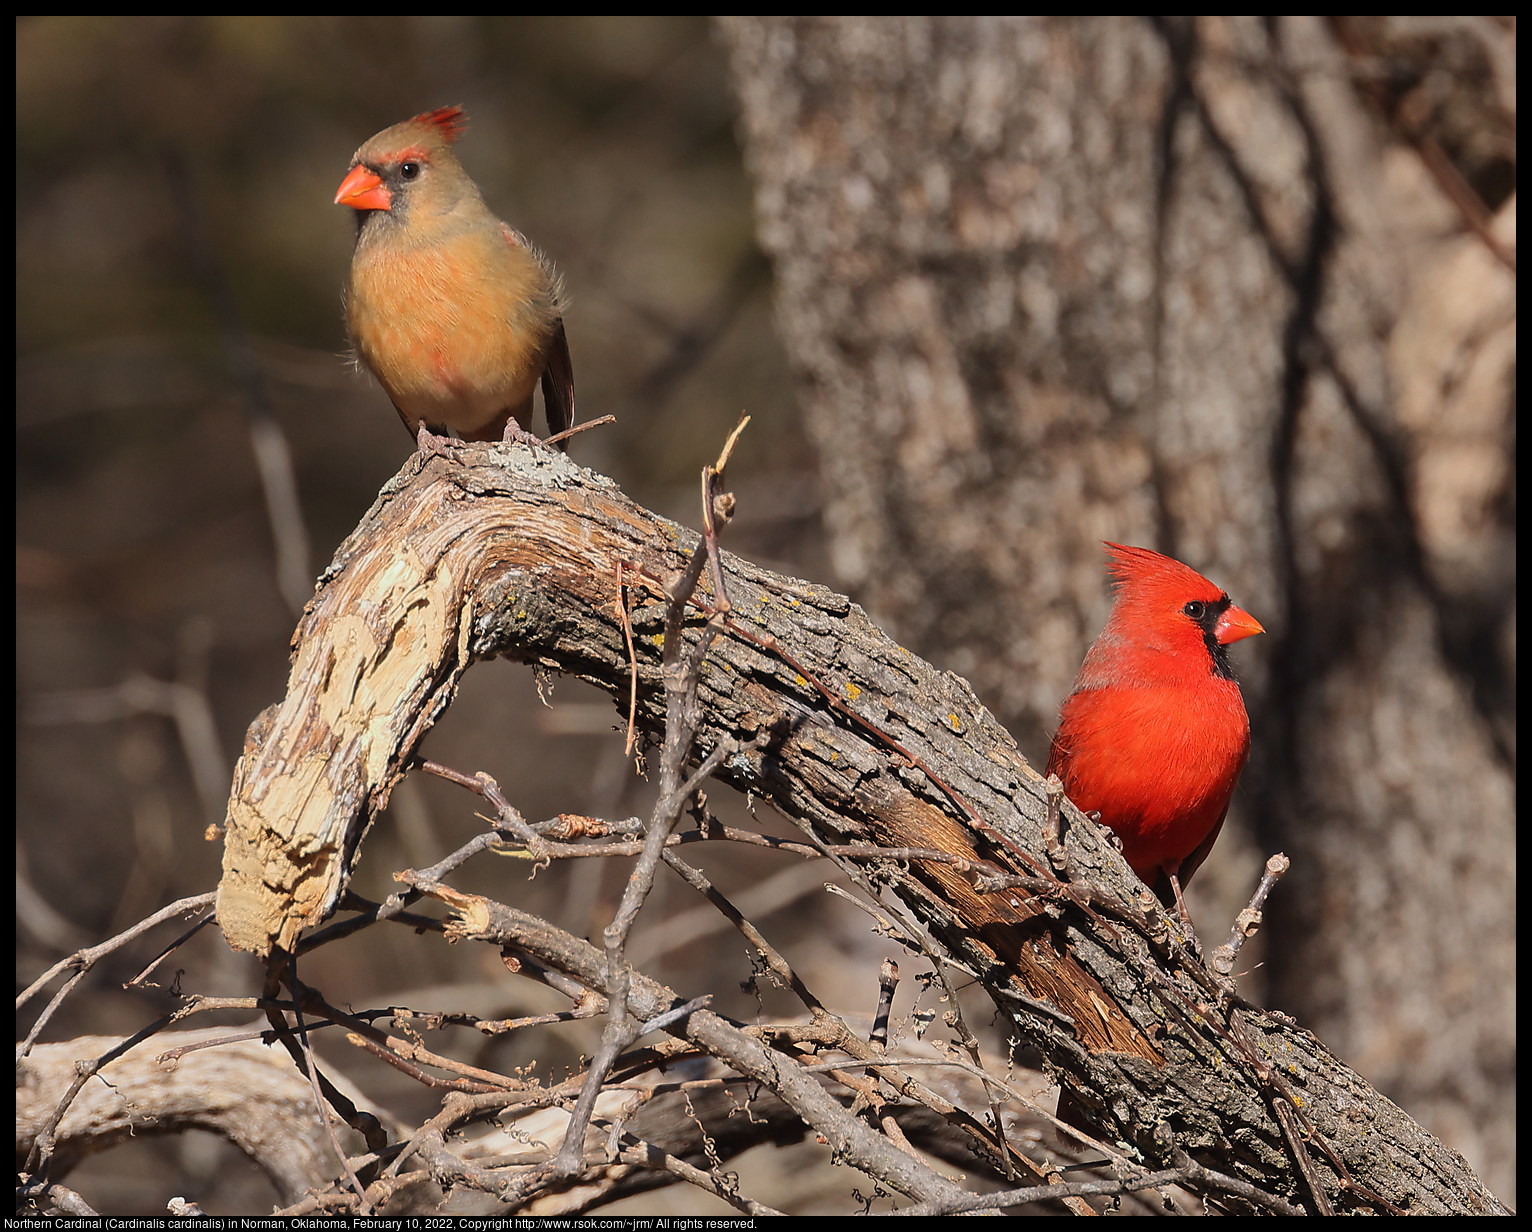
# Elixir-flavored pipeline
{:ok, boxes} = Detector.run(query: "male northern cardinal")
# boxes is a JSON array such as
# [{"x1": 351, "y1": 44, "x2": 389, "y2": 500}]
[
  {"x1": 334, "y1": 106, "x2": 574, "y2": 447},
  {"x1": 1046, "y1": 543, "x2": 1264, "y2": 920}
]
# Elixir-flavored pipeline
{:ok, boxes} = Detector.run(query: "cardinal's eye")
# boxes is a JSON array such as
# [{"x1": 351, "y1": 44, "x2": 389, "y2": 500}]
[
  {"x1": 1183, "y1": 601, "x2": 1207, "y2": 621},
  {"x1": 400, "y1": 161, "x2": 421, "y2": 180}
]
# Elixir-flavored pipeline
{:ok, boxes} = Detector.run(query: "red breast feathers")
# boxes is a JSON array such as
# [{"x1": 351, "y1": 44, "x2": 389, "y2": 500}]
[{"x1": 1046, "y1": 543, "x2": 1263, "y2": 888}]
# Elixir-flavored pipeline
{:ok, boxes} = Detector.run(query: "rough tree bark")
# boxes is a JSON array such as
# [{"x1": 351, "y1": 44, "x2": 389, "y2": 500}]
[
  {"x1": 215, "y1": 446, "x2": 1505, "y2": 1213},
  {"x1": 717, "y1": 15, "x2": 1515, "y2": 1200}
]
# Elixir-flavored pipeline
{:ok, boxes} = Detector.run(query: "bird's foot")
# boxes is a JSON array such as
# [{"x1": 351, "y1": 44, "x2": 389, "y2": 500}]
[
  {"x1": 1166, "y1": 870, "x2": 1205, "y2": 961},
  {"x1": 415, "y1": 421, "x2": 465, "y2": 460},
  {"x1": 500, "y1": 420, "x2": 554, "y2": 450}
]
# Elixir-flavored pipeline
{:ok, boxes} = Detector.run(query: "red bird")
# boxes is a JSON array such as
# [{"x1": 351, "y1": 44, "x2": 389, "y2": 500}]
[
  {"x1": 334, "y1": 106, "x2": 574, "y2": 448},
  {"x1": 1046, "y1": 543, "x2": 1264, "y2": 920}
]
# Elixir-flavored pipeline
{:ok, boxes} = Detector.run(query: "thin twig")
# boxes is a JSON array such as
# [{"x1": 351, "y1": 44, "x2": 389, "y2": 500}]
[
  {"x1": 549, "y1": 422, "x2": 748, "y2": 1179},
  {"x1": 125, "y1": 910, "x2": 216, "y2": 989},
  {"x1": 17, "y1": 892, "x2": 218, "y2": 1011},
  {"x1": 21, "y1": 1010, "x2": 179, "y2": 1179},
  {"x1": 615, "y1": 561, "x2": 639, "y2": 755},
  {"x1": 659, "y1": 847, "x2": 826, "y2": 1014},
  {"x1": 618, "y1": 1134, "x2": 785, "y2": 1216},
  {"x1": 17, "y1": 893, "x2": 217, "y2": 1061},
  {"x1": 869, "y1": 958, "x2": 899, "y2": 1052},
  {"x1": 1210, "y1": 852, "x2": 1289, "y2": 977},
  {"x1": 543, "y1": 413, "x2": 617, "y2": 448},
  {"x1": 285, "y1": 956, "x2": 373, "y2": 1212}
]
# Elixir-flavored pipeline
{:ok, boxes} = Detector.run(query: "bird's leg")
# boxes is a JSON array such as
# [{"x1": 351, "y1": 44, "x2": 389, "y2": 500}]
[
  {"x1": 1164, "y1": 863, "x2": 1204, "y2": 960},
  {"x1": 501, "y1": 415, "x2": 551, "y2": 450},
  {"x1": 414, "y1": 420, "x2": 464, "y2": 460}
]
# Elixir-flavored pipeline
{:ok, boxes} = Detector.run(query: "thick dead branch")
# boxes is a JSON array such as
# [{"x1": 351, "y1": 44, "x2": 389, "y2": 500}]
[
  {"x1": 216, "y1": 443, "x2": 1505, "y2": 1214},
  {"x1": 16, "y1": 1029, "x2": 394, "y2": 1206}
]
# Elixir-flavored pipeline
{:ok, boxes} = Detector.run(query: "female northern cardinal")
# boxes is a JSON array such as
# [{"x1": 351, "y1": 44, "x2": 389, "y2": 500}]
[
  {"x1": 1046, "y1": 543, "x2": 1264, "y2": 919},
  {"x1": 334, "y1": 106, "x2": 574, "y2": 447}
]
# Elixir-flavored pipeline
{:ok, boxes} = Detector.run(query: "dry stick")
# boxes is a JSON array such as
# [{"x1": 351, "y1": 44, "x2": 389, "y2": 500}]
[
  {"x1": 615, "y1": 561, "x2": 640, "y2": 755},
  {"x1": 16, "y1": 892, "x2": 217, "y2": 1061},
  {"x1": 819, "y1": 883, "x2": 1095, "y2": 1205},
  {"x1": 408, "y1": 762, "x2": 547, "y2": 860},
  {"x1": 921, "y1": 1050, "x2": 1205, "y2": 1213},
  {"x1": 278, "y1": 1169, "x2": 432, "y2": 1218},
  {"x1": 897, "y1": 1148, "x2": 1303, "y2": 1218},
  {"x1": 379, "y1": 1080, "x2": 586, "y2": 1185},
  {"x1": 16, "y1": 891, "x2": 217, "y2": 1013},
  {"x1": 869, "y1": 958, "x2": 899, "y2": 1052},
  {"x1": 324, "y1": 1009, "x2": 516, "y2": 1093},
  {"x1": 275, "y1": 986, "x2": 507, "y2": 1096},
  {"x1": 840, "y1": 874, "x2": 1036, "y2": 1197},
  {"x1": 543, "y1": 413, "x2": 618, "y2": 449},
  {"x1": 147, "y1": 996, "x2": 494, "y2": 1070},
  {"x1": 284, "y1": 955, "x2": 373, "y2": 1213},
  {"x1": 39, "y1": 1185, "x2": 98, "y2": 1217},
  {"x1": 1269, "y1": 1092, "x2": 1335, "y2": 1217},
  {"x1": 293, "y1": 822, "x2": 515, "y2": 957},
  {"x1": 18, "y1": 1008, "x2": 181, "y2": 1192},
  {"x1": 659, "y1": 845, "x2": 825, "y2": 1016},
  {"x1": 406, "y1": 1116, "x2": 548, "y2": 1207},
  {"x1": 663, "y1": 771, "x2": 1061, "y2": 1191},
  {"x1": 498, "y1": 945, "x2": 607, "y2": 1011},
  {"x1": 915, "y1": 942, "x2": 1026, "y2": 1189},
  {"x1": 404, "y1": 880, "x2": 976, "y2": 1208},
  {"x1": 823, "y1": 881, "x2": 1074, "y2": 1050},
  {"x1": 617, "y1": 1134, "x2": 785, "y2": 1217},
  {"x1": 881, "y1": 914, "x2": 1049, "y2": 1199},
  {"x1": 1210, "y1": 852, "x2": 1290, "y2": 977},
  {"x1": 16, "y1": 969, "x2": 91, "y2": 1068},
  {"x1": 124, "y1": 909, "x2": 216, "y2": 989},
  {"x1": 549, "y1": 425, "x2": 744, "y2": 1179},
  {"x1": 298, "y1": 892, "x2": 445, "y2": 952},
  {"x1": 701, "y1": 414, "x2": 751, "y2": 616},
  {"x1": 260, "y1": 964, "x2": 386, "y2": 1156},
  {"x1": 760, "y1": 959, "x2": 1063, "y2": 1203}
]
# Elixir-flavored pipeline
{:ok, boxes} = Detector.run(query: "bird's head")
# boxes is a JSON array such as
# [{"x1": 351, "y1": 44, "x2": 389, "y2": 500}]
[
  {"x1": 1082, "y1": 542, "x2": 1264, "y2": 686},
  {"x1": 334, "y1": 106, "x2": 479, "y2": 231}
]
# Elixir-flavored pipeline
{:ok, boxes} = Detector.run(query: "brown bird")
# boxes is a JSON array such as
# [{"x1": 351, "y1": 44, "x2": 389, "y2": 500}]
[{"x1": 334, "y1": 106, "x2": 574, "y2": 448}]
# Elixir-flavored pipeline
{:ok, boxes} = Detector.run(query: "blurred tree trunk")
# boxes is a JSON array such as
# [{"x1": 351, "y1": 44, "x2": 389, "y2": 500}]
[{"x1": 719, "y1": 15, "x2": 1515, "y2": 1204}]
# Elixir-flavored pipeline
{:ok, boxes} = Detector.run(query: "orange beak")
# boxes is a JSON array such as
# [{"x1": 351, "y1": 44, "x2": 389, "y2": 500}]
[
  {"x1": 1214, "y1": 603, "x2": 1265, "y2": 645},
  {"x1": 335, "y1": 164, "x2": 390, "y2": 211}
]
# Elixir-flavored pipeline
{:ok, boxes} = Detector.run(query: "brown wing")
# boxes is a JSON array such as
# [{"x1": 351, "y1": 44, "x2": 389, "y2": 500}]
[{"x1": 540, "y1": 318, "x2": 575, "y2": 447}]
